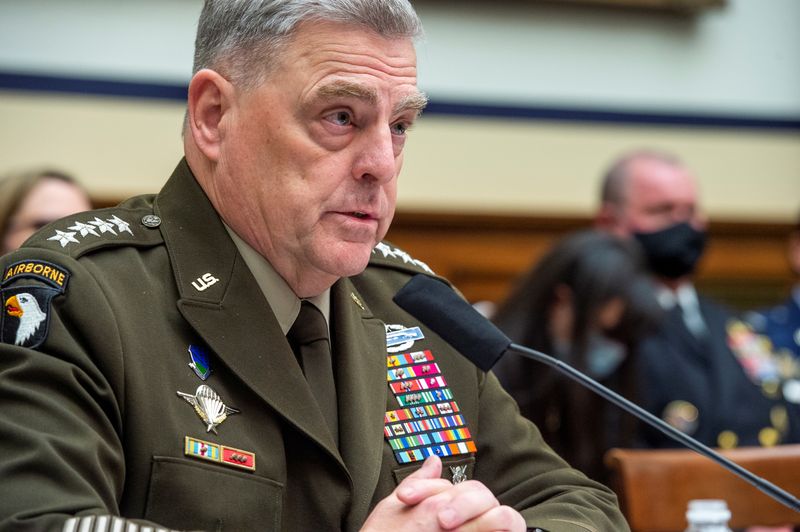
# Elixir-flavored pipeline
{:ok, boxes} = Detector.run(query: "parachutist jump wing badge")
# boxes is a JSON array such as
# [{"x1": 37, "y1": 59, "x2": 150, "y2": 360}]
[{"x1": 177, "y1": 384, "x2": 239, "y2": 433}]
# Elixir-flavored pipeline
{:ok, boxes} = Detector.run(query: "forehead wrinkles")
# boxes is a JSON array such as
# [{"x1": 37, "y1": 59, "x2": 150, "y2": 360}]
[
  {"x1": 296, "y1": 37, "x2": 417, "y2": 78},
  {"x1": 297, "y1": 57, "x2": 419, "y2": 114}
]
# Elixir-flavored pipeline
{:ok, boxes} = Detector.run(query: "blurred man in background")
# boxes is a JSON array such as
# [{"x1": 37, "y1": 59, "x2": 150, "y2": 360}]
[{"x1": 595, "y1": 149, "x2": 800, "y2": 449}]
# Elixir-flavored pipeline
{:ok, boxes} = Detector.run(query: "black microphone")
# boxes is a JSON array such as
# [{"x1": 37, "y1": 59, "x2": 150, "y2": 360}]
[{"x1": 394, "y1": 274, "x2": 800, "y2": 513}]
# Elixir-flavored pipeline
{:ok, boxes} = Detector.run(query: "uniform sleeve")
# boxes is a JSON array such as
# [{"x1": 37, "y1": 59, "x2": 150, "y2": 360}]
[
  {"x1": 475, "y1": 370, "x2": 630, "y2": 532},
  {"x1": 0, "y1": 249, "x2": 171, "y2": 531}
]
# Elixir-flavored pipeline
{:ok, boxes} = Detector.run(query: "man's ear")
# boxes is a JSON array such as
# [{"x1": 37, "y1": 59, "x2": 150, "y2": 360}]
[
  {"x1": 186, "y1": 69, "x2": 234, "y2": 162},
  {"x1": 595, "y1": 202, "x2": 627, "y2": 237},
  {"x1": 594, "y1": 202, "x2": 616, "y2": 230}
]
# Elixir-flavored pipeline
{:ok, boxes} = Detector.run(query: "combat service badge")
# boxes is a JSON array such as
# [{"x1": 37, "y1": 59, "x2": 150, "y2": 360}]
[{"x1": 0, "y1": 260, "x2": 70, "y2": 349}]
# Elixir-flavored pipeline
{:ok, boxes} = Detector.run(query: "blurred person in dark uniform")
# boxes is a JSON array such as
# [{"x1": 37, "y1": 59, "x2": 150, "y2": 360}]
[
  {"x1": 745, "y1": 210, "x2": 800, "y2": 406},
  {"x1": 492, "y1": 230, "x2": 662, "y2": 483},
  {"x1": 0, "y1": 1, "x2": 628, "y2": 531},
  {"x1": 595, "y1": 149, "x2": 800, "y2": 449},
  {"x1": 0, "y1": 168, "x2": 92, "y2": 254}
]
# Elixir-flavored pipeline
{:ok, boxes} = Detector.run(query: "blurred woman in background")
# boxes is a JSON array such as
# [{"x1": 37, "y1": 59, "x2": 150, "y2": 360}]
[
  {"x1": 492, "y1": 229, "x2": 662, "y2": 483},
  {"x1": 0, "y1": 168, "x2": 92, "y2": 254}
]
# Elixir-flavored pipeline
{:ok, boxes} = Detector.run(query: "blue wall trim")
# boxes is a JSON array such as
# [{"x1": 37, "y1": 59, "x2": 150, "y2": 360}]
[
  {"x1": 425, "y1": 101, "x2": 800, "y2": 131},
  {"x1": 2, "y1": 71, "x2": 799, "y2": 131},
  {"x1": 0, "y1": 71, "x2": 187, "y2": 101}
]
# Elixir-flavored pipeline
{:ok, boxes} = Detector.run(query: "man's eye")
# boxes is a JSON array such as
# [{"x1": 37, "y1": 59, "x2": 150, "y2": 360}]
[
  {"x1": 391, "y1": 122, "x2": 409, "y2": 136},
  {"x1": 326, "y1": 111, "x2": 352, "y2": 126}
]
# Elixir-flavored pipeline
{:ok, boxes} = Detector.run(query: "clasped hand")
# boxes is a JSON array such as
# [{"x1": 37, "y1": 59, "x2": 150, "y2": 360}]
[{"x1": 362, "y1": 455, "x2": 526, "y2": 531}]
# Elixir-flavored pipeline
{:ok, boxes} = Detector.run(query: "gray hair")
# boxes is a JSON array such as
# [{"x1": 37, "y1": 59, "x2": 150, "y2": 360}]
[
  {"x1": 600, "y1": 148, "x2": 683, "y2": 207},
  {"x1": 193, "y1": 0, "x2": 423, "y2": 89}
]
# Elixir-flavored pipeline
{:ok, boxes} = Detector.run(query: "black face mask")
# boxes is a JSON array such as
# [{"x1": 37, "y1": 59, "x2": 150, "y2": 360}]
[{"x1": 634, "y1": 222, "x2": 707, "y2": 279}]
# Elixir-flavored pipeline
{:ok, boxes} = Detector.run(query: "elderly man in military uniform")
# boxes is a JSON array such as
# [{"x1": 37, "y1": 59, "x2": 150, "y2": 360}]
[
  {"x1": 0, "y1": 1, "x2": 627, "y2": 531},
  {"x1": 595, "y1": 149, "x2": 800, "y2": 449}
]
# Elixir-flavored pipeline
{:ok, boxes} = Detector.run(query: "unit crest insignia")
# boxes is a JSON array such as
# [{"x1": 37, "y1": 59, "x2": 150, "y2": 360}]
[
  {"x1": 450, "y1": 465, "x2": 468, "y2": 484},
  {"x1": 187, "y1": 344, "x2": 213, "y2": 381}
]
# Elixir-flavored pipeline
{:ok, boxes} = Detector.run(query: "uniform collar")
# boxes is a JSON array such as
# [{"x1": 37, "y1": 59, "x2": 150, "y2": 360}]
[
  {"x1": 154, "y1": 158, "x2": 346, "y2": 461},
  {"x1": 655, "y1": 281, "x2": 699, "y2": 311},
  {"x1": 223, "y1": 224, "x2": 330, "y2": 334}
]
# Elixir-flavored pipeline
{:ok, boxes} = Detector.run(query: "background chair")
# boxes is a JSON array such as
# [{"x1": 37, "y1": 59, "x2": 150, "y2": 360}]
[{"x1": 605, "y1": 445, "x2": 800, "y2": 531}]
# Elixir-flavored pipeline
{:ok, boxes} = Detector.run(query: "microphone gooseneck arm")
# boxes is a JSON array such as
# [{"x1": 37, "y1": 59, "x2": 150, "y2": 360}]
[
  {"x1": 509, "y1": 342, "x2": 800, "y2": 512},
  {"x1": 393, "y1": 274, "x2": 800, "y2": 513}
]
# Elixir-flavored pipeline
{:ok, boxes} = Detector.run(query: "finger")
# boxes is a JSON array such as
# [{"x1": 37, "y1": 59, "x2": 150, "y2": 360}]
[
  {"x1": 435, "y1": 480, "x2": 501, "y2": 530},
  {"x1": 444, "y1": 504, "x2": 527, "y2": 532},
  {"x1": 407, "y1": 455, "x2": 442, "y2": 480},
  {"x1": 396, "y1": 456, "x2": 451, "y2": 505}
]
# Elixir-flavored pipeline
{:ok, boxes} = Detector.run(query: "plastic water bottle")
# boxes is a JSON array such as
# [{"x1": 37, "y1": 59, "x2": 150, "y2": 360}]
[{"x1": 684, "y1": 499, "x2": 733, "y2": 532}]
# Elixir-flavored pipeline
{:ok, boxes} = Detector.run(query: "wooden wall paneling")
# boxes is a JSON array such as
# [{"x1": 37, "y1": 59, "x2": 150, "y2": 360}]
[{"x1": 386, "y1": 212, "x2": 796, "y2": 311}]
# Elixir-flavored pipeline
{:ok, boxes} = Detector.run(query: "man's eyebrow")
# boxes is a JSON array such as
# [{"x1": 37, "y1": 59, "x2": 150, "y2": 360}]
[
  {"x1": 316, "y1": 81, "x2": 378, "y2": 104},
  {"x1": 394, "y1": 91, "x2": 428, "y2": 117},
  {"x1": 314, "y1": 81, "x2": 428, "y2": 116}
]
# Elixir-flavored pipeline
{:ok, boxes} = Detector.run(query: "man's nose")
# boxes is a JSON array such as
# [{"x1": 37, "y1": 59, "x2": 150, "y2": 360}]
[{"x1": 352, "y1": 127, "x2": 397, "y2": 184}]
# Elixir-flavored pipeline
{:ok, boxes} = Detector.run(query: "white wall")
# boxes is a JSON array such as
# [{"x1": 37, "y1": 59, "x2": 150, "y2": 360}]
[
  {"x1": 1, "y1": 0, "x2": 798, "y2": 220},
  {"x1": 415, "y1": 0, "x2": 800, "y2": 117},
  {"x1": 3, "y1": 0, "x2": 798, "y2": 115}
]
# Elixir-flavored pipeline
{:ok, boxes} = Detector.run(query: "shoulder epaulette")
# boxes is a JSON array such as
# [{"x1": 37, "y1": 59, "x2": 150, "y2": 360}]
[
  {"x1": 23, "y1": 195, "x2": 163, "y2": 259},
  {"x1": 369, "y1": 241, "x2": 438, "y2": 277}
]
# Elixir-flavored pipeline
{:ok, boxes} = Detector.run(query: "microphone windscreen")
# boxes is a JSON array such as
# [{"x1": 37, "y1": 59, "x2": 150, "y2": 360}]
[{"x1": 393, "y1": 274, "x2": 512, "y2": 371}]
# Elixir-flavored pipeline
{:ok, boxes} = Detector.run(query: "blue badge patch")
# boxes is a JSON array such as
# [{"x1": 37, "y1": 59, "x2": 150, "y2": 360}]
[
  {"x1": 188, "y1": 344, "x2": 213, "y2": 381},
  {"x1": 1, "y1": 286, "x2": 59, "y2": 349}
]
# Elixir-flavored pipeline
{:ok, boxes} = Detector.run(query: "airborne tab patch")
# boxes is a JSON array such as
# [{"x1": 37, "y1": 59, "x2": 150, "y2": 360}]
[{"x1": 2, "y1": 260, "x2": 70, "y2": 290}]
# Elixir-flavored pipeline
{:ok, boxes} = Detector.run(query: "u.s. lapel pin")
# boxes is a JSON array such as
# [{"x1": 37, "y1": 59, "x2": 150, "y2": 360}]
[
  {"x1": 177, "y1": 384, "x2": 239, "y2": 433},
  {"x1": 350, "y1": 292, "x2": 365, "y2": 310}
]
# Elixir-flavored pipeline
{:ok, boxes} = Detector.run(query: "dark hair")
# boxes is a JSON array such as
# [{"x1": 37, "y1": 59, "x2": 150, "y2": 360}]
[
  {"x1": 491, "y1": 230, "x2": 661, "y2": 482},
  {"x1": 0, "y1": 169, "x2": 86, "y2": 247}
]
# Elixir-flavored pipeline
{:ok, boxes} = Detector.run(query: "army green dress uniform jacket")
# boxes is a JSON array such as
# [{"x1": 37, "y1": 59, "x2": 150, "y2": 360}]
[{"x1": 0, "y1": 160, "x2": 627, "y2": 532}]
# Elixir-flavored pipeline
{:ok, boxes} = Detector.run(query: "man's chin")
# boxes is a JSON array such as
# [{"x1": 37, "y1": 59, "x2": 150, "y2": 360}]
[{"x1": 326, "y1": 241, "x2": 375, "y2": 278}]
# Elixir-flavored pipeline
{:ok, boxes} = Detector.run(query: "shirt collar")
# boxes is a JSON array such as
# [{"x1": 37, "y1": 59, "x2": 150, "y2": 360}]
[
  {"x1": 655, "y1": 281, "x2": 698, "y2": 311},
  {"x1": 224, "y1": 225, "x2": 330, "y2": 334}
]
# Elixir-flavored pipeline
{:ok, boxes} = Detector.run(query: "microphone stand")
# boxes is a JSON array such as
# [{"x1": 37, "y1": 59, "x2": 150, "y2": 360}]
[{"x1": 510, "y1": 342, "x2": 800, "y2": 513}]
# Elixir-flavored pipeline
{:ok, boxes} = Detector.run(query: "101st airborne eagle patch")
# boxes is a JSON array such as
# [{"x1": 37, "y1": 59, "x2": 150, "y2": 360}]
[{"x1": 1, "y1": 260, "x2": 70, "y2": 349}]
